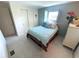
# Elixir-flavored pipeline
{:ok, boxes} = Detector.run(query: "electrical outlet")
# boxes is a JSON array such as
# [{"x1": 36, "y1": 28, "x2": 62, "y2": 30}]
[{"x1": 10, "y1": 50, "x2": 15, "y2": 56}]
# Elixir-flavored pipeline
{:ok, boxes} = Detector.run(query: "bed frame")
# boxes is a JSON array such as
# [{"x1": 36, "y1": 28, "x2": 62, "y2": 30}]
[{"x1": 27, "y1": 30, "x2": 58, "y2": 52}]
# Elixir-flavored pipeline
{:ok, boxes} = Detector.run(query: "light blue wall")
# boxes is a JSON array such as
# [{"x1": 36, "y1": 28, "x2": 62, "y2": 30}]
[
  {"x1": 38, "y1": 1, "x2": 79, "y2": 37},
  {"x1": 38, "y1": 8, "x2": 45, "y2": 25}
]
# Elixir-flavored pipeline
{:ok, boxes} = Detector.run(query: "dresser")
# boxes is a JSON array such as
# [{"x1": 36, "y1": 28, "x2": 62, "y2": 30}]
[{"x1": 63, "y1": 23, "x2": 79, "y2": 50}]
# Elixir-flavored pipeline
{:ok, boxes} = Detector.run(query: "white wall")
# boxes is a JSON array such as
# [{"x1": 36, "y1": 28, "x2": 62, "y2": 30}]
[
  {"x1": 9, "y1": 2, "x2": 38, "y2": 36},
  {"x1": 0, "y1": 30, "x2": 8, "y2": 58},
  {"x1": 28, "y1": 8, "x2": 38, "y2": 28}
]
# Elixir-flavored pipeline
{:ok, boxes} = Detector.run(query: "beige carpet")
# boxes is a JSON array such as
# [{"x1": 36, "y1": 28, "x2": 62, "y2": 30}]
[
  {"x1": 6, "y1": 35, "x2": 73, "y2": 58},
  {"x1": 74, "y1": 45, "x2": 79, "y2": 58},
  {"x1": 42, "y1": 35, "x2": 72, "y2": 58}
]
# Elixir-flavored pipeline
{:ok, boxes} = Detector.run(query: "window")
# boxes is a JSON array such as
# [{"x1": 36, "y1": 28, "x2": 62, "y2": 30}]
[{"x1": 44, "y1": 11, "x2": 59, "y2": 23}]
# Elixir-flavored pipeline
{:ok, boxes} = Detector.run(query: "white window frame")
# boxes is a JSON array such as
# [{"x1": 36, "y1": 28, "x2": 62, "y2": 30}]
[{"x1": 44, "y1": 10, "x2": 59, "y2": 23}]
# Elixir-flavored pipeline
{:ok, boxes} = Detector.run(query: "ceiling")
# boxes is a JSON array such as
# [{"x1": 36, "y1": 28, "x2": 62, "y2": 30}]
[{"x1": 9, "y1": 1, "x2": 72, "y2": 9}]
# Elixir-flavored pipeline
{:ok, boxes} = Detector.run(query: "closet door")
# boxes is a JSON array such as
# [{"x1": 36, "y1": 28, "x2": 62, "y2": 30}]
[
  {"x1": 0, "y1": 7, "x2": 16, "y2": 37},
  {"x1": 18, "y1": 9, "x2": 29, "y2": 36},
  {"x1": 13, "y1": 8, "x2": 29, "y2": 36}
]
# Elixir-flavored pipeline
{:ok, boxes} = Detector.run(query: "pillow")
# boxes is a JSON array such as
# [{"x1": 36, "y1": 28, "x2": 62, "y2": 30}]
[
  {"x1": 42, "y1": 22, "x2": 57, "y2": 29},
  {"x1": 48, "y1": 22, "x2": 57, "y2": 29},
  {"x1": 42, "y1": 22, "x2": 49, "y2": 28}
]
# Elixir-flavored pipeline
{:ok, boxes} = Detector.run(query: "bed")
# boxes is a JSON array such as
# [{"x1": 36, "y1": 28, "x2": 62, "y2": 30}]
[{"x1": 27, "y1": 25, "x2": 58, "y2": 51}]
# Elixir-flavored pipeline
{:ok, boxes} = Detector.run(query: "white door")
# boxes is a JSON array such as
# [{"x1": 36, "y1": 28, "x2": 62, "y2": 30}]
[{"x1": 15, "y1": 8, "x2": 29, "y2": 36}]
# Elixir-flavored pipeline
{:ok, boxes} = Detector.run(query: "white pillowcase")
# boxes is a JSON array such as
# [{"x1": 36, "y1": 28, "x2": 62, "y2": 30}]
[
  {"x1": 48, "y1": 22, "x2": 57, "y2": 29},
  {"x1": 44, "y1": 21, "x2": 57, "y2": 29}
]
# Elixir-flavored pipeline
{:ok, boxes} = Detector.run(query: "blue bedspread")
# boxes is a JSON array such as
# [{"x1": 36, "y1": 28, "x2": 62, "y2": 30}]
[{"x1": 28, "y1": 26, "x2": 58, "y2": 46}]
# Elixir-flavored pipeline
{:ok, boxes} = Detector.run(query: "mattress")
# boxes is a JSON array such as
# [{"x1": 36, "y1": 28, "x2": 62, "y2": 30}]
[{"x1": 28, "y1": 26, "x2": 58, "y2": 46}]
